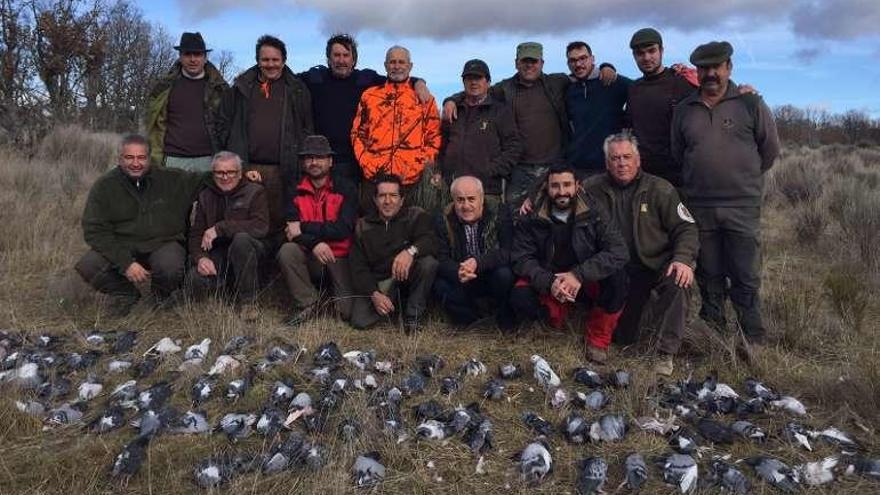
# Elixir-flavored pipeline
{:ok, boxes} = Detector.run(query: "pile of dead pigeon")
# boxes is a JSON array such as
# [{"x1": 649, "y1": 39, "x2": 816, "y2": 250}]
[{"x1": 2, "y1": 328, "x2": 879, "y2": 492}]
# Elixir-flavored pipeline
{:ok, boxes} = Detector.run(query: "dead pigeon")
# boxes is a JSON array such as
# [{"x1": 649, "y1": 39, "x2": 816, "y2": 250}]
[
  {"x1": 313, "y1": 342, "x2": 342, "y2": 366},
  {"x1": 225, "y1": 372, "x2": 253, "y2": 402},
  {"x1": 132, "y1": 408, "x2": 170, "y2": 438},
  {"x1": 413, "y1": 400, "x2": 444, "y2": 420},
  {"x1": 447, "y1": 404, "x2": 478, "y2": 434},
  {"x1": 64, "y1": 351, "x2": 101, "y2": 371},
  {"x1": 145, "y1": 336, "x2": 181, "y2": 358},
  {"x1": 415, "y1": 354, "x2": 445, "y2": 377},
  {"x1": 747, "y1": 456, "x2": 800, "y2": 492},
  {"x1": 256, "y1": 407, "x2": 284, "y2": 437},
  {"x1": 736, "y1": 397, "x2": 767, "y2": 416},
  {"x1": 338, "y1": 418, "x2": 361, "y2": 441},
  {"x1": 783, "y1": 421, "x2": 813, "y2": 451},
  {"x1": 464, "y1": 418, "x2": 494, "y2": 454},
  {"x1": 771, "y1": 396, "x2": 807, "y2": 416},
  {"x1": 131, "y1": 357, "x2": 159, "y2": 379},
  {"x1": 38, "y1": 377, "x2": 71, "y2": 400},
  {"x1": 354, "y1": 374, "x2": 378, "y2": 391},
  {"x1": 708, "y1": 459, "x2": 751, "y2": 494},
  {"x1": 731, "y1": 420, "x2": 766, "y2": 442},
  {"x1": 483, "y1": 378, "x2": 506, "y2": 400},
  {"x1": 78, "y1": 375, "x2": 103, "y2": 401},
  {"x1": 138, "y1": 381, "x2": 172, "y2": 410},
  {"x1": 519, "y1": 439, "x2": 553, "y2": 484},
  {"x1": 440, "y1": 376, "x2": 461, "y2": 395},
  {"x1": 110, "y1": 436, "x2": 150, "y2": 478},
  {"x1": 660, "y1": 453, "x2": 698, "y2": 493},
  {"x1": 208, "y1": 355, "x2": 240, "y2": 376},
  {"x1": 550, "y1": 388, "x2": 569, "y2": 408},
  {"x1": 416, "y1": 419, "x2": 450, "y2": 440},
  {"x1": 401, "y1": 372, "x2": 426, "y2": 396},
  {"x1": 460, "y1": 358, "x2": 487, "y2": 377},
  {"x1": 744, "y1": 377, "x2": 779, "y2": 400},
  {"x1": 45, "y1": 403, "x2": 84, "y2": 427},
  {"x1": 343, "y1": 350, "x2": 374, "y2": 370},
  {"x1": 221, "y1": 335, "x2": 252, "y2": 355},
  {"x1": 669, "y1": 427, "x2": 700, "y2": 454},
  {"x1": 811, "y1": 426, "x2": 861, "y2": 450},
  {"x1": 498, "y1": 363, "x2": 522, "y2": 379},
  {"x1": 110, "y1": 380, "x2": 139, "y2": 405},
  {"x1": 15, "y1": 399, "x2": 47, "y2": 418},
  {"x1": 563, "y1": 413, "x2": 590, "y2": 444},
  {"x1": 193, "y1": 453, "x2": 260, "y2": 488},
  {"x1": 523, "y1": 412, "x2": 554, "y2": 436},
  {"x1": 184, "y1": 338, "x2": 211, "y2": 361},
  {"x1": 796, "y1": 456, "x2": 838, "y2": 486},
  {"x1": 191, "y1": 375, "x2": 216, "y2": 405},
  {"x1": 215, "y1": 413, "x2": 257, "y2": 441},
  {"x1": 13, "y1": 362, "x2": 43, "y2": 389},
  {"x1": 572, "y1": 367, "x2": 604, "y2": 388},
  {"x1": 576, "y1": 457, "x2": 608, "y2": 495},
  {"x1": 169, "y1": 410, "x2": 210, "y2": 434},
  {"x1": 111, "y1": 330, "x2": 138, "y2": 354},
  {"x1": 531, "y1": 355, "x2": 560, "y2": 389},
  {"x1": 262, "y1": 433, "x2": 307, "y2": 473},
  {"x1": 635, "y1": 414, "x2": 678, "y2": 435},
  {"x1": 581, "y1": 390, "x2": 608, "y2": 411},
  {"x1": 608, "y1": 369, "x2": 630, "y2": 388},
  {"x1": 304, "y1": 443, "x2": 326, "y2": 470},
  {"x1": 353, "y1": 452, "x2": 385, "y2": 488},
  {"x1": 624, "y1": 453, "x2": 648, "y2": 490},
  {"x1": 374, "y1": 360, "x2": 394, "y2": 374},
  {"x1": 845, "y1": 456, "x2": 880, "y2": 480},
  {"x1": 269, "y1": 380, "x2": 295, "y2": 406},
  {"x1": 108, "y1": 360, "x2": 132, "y2": 373},
  {"x1": 589, "y1": 414, "x2": 627, "y2": 442},
  {"x1": 288, "y1": 392, "x2": 312, "y2": 412},
  {"x1": 88, "y1": 406, "x2": 125, "y2": 434},
  {"x1": 696, "y1": 417, "x2": 735, "y2": 444}
]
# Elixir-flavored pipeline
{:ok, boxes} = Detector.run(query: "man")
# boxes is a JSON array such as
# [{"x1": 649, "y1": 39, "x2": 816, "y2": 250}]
[
  {"x1": 299, "y1": 34, "x2": 432, "y2": 188},
  {"x1": 625, "y1": 28, "x2": 698, "y2": 187},
  {"x1": 351, "y1": 45, "x2": 441, "y2": 211},
  {"x1": 147, "y1": 32, "x2": 229, "y2": 170},
  {"x1": 277, "y1": 135, "x2": 357, "y2": 324},
  {"x1": 437, "y1": 59, "x2": 521, "y2": 213},
  {"x1": 565, "y1": 41, "x2": 631, "y2": 177},
  {"x1": 433, "y1": 176, "x2": 515, "y2": 331},
  {"x1": 511, "y1": 163, "x2": 628, "y2": 363},
  {"x1": 583, "y1": 133, "x2": 698, "y2": 375},
  {"x1": 349, "y1": 174, "x2": 438, "y2": 333},
  {"x1": 672, "y1": 41, "x2": 780, "y2": 343},
  {"x1": 216, "y1": 34, "x2": 313, "y2": 237},
  {"x1": 186, "y1": 151, "x2": 269, "y2": 320},
  {"x1": 76, "y1": 134, "x2": 210, "y2": 315}
]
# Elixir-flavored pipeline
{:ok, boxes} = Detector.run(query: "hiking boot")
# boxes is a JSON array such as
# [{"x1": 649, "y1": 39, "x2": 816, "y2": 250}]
[
  {"x1": 154, "y1": 289, "x2": 186, "y2": 311},
  {"x1": 585, "y1": 345, "x2": 608, "y2": 364},
  {"x1": 284, "y1": 304, "x2": 317, "y2": 327},
  {"x1": 241, "y1": 303, "x2": 260, "y2": 323},
  {"x1": 653, "y1": 355, "x2": 675, "y2": 377}
]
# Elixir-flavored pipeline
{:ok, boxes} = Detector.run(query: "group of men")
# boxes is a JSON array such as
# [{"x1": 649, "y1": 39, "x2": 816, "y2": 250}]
[{"x1": 75, "y1": 28, "x2": 779, "y2": 375}]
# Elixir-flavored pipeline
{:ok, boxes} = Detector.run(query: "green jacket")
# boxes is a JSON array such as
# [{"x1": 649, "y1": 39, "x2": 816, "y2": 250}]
[
  {"x1": 81, "y1": 167, "x2": 209, "y2": 272},
  {"x1": 146, "y1": 61, "x2": 229, "y2": 166},
  {"x1": 583, "y1": 172, "x2": 699, "y2": 271}
]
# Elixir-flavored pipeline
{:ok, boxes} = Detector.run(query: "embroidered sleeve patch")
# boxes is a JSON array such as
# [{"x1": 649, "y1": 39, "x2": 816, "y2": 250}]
[{"x1": 677, "y1": 203, "x2": 695, "y2": 223}]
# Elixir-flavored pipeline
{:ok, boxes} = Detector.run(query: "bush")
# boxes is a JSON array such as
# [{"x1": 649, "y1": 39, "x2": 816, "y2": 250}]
[
  {"x1": 793, "y1": 199, "x2": 828, "y2": 245},
  {"x1": 824, "y1": 265, "x2": 870, "y2": 334},
  {"x1": 36, "y1": 125, "x2": 118, "y2": 173},
  {"x1": 827, "y1": 179, "x2": 880, "y2": 269},
  {"x1": 770, "y1": 157, "x2": 824, "y2": 205}
]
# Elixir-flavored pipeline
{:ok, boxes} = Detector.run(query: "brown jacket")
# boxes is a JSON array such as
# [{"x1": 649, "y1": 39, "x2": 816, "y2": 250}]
[{"x1": 188, "y1": 180, "x2": 269, "y2": 263}]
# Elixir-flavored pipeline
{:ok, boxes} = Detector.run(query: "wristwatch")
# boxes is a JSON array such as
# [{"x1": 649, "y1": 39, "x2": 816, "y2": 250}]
[{"x1": 406, "y1": 245, "x2": 419, "y2": 257}]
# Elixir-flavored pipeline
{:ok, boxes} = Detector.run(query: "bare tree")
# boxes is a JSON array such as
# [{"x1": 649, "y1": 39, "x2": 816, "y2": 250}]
[{"x1": 214, "y1": 48, "x2": 238, "y2": 82}]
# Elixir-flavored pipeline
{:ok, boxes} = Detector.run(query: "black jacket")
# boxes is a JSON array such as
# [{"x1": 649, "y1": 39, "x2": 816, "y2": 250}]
[
  {"x1": 438, "y1": 95, "x2": 521, "y2": 195},
  {"x1": 512, "y1": 191, "x2": 628, "y2": 294},
  {"x1": 435, "y1": 203, "x2": 513, "y2": 282}
]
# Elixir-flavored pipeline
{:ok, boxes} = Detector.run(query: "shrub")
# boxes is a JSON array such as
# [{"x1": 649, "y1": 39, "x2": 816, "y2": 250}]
[
  {"x1": 770, "y1": 157, "x2": 824, "y2": 205},
  {"x1": 36, "y1": 125, "x2": 118, "y2": 173},
  {"x1": 824, "y1": 265, "x2": 870, "y2": 334},
  {"x1": 793, "y1": 199, "x2": 828, "y2": 245}
]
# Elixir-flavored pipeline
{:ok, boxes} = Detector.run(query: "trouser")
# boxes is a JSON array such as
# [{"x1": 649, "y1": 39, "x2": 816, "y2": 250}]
[
  {"x1": 506, "y1": 163, "x2": 549, "y2": 208},
  {"x1": 276, "y1": 242, "x2": 353, "y2": 320},
  {"x1": 186, "y1": 233, "x2": 266, "y2": 302},
  {"x1": 690, "y1": 206, "x2": 764, "y2": 336},
  {"x1": 613, "y1": 265, "x2": 689, "y2": 355},
  {"x1": 432, "y1": 265, "x2": 515, "y2": 329},
  {"x1": 509, "y1": 269, "x2": 627, "y2": 348},
  {"x1": 349, "y1": 255, "x2": 439, "y2": 329},
  {"x1": 75, "y1": 241, "x2": 186, "y2": 300},
  {"x1": 164, "y1": 155, "x2": 213, "y2": 172},
  {"x1": 247, "y1": 164, "x2": 285, "y2": 235}
]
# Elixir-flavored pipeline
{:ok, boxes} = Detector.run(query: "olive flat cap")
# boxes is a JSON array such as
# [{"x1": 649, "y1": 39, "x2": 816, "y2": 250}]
[
  {"x1": 516, "y1": 42, "x2": 543, "y2": 61},
  {"x1": 689, "y1": 41, "x2": 734, "y2": 67},
  {"x1": 461, "y1": 59, "x2": 490, "y2": 80},
  {"x1": 298, "y1": 135, "x2": 334, "y2": 156},
  {"x1": 630, "y1": 28, "x2": 662, "y2": 49}
]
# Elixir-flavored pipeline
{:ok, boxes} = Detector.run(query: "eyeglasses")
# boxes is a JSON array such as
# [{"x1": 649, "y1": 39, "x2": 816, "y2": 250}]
[{"x1": 213, "y1": 170, "x2": 240, "y2": 178}]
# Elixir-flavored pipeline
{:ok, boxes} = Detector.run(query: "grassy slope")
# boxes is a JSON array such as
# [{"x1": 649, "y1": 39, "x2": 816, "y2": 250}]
[{"x1": 0, "y1": 129, "x2": 878, "y2": 494}]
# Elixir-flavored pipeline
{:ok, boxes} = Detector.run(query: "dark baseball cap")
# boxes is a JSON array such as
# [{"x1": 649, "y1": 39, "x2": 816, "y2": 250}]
[
  {"x1": 689, "y1": 41, "x2": 734, "y2": 67},
  {"x1": 461, "y1": 59, "x2": 490, "y2": 80},
  {"x1": 630, "y1": 28, "x2": 662, "y2": 49}
]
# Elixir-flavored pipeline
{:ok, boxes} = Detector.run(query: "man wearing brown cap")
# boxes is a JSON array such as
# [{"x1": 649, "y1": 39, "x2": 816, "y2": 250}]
[
  {"x1": 437, "y1": 59, "x2": 521, "y2": 214},
  {"x1": 671, "y1": 41, "x2": 780, "y2": 344},
  {"x1": 147, "y1": 32, "x2": 229, "y2": 170},
  {"x1": 276, "y1": 135, "x2": 357, "y2": 325}
]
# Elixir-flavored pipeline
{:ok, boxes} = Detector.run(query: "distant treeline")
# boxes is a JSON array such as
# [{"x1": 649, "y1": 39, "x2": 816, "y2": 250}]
[{"x1": 1, "y1": 0, "x2": 877, "y2": 150}]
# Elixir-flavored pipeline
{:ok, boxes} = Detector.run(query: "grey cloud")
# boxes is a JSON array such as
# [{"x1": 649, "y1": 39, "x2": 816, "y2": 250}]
[
  {"x1": 183, "y1": 0, "x2": 877, "y2": 41},
  {"x1": 793, "y1": 47, "x2": 824, "y2": 63}
]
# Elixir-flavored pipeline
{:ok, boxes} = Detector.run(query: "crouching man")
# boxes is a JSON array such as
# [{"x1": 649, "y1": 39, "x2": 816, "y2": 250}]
[
  {"x1": 511, "y1": 163, "x2": 629, "y2": 363},
  {"x1": 277, "y1": 135, "x2": 357, "y2": 325},
  {"x1": 434, "y1": 176, "x2": 515, "y2": 331},
  {"x1": 584, "y1": 132, "x2": 698, "y2": 375},
  {"x1": 349, "y1": 174, "x2": 438, "y2": 333},
  {"x1": 76, "y1": 134, "x2": 211, "y2": 315},
  {"x1": 186, "y1": 151, "x2": 269, "y2": 320}
]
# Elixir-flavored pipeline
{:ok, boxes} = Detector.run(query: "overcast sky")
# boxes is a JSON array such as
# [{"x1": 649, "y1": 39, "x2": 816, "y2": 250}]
[{"x1": 141, "y1": 0, "x2": 880, "y2": 115}]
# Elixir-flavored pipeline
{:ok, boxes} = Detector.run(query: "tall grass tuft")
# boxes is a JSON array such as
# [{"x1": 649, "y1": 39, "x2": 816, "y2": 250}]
[{"x1": 824, "y1": 264, "x2": 870, "y2": 334}]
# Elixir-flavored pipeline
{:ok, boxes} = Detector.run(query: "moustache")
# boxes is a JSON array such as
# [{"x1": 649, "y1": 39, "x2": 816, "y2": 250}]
[{"x1": 701, "y1": 76, "x2": 720, "y2": 84}]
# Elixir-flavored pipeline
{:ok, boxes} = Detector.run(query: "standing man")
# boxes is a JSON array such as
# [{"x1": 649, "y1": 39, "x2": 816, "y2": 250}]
[
  {"x1": 276, "y1": 135, "x2": 357, "y2": 325},
  {"x1": 349, "y1": 174, "x2": 438, "y2": 333},
  {"x1": 216, "y1": 34, "x2": 313, "y2": 238},
  {"x1": 434, "y1": 176, "x2": 515, "y2": 331},
  {"x1": 510, "y1": 163, "x2": 628, "y2": 363},
  {"x1": 351, "y1": 45, "x2": 441, "y2": 211},
  {"x1": 438, "y1": 59, "x2": 521, "y2": 213},
  {"x1": 583, "y1": 133, "x2": 698, "y2": 375},
  {"x1": 626, "y1": 28, "x2": 697, "y2": 187},
  {"x1": 300, "y1": 34, "x2": 432, "y2": 188},
  {"x1": 75, "y1": 134, "x2": 209, "y2": 315},
  {"x1": 187, "y1": 151, "x2": 269, "y2": 320},
  {"x1": 147, "y1": 32, "x2": 229, "y2": 170},
  {"x1": 672, "y1": 41, "x2": 780, "y2": 343},
  {"x1": 565, "y1": 41, "x2": 631, "y2": 177}
]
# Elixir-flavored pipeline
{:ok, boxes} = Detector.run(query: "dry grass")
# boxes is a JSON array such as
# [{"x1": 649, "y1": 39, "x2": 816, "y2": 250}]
[{"x1": 0, "y1": 129, "x2": 878, "y2": 494}]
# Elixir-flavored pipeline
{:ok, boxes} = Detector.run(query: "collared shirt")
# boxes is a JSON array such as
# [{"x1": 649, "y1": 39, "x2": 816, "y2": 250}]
[{"x1": 463, "y1": 223, "x2": 480, "y2": 259}]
